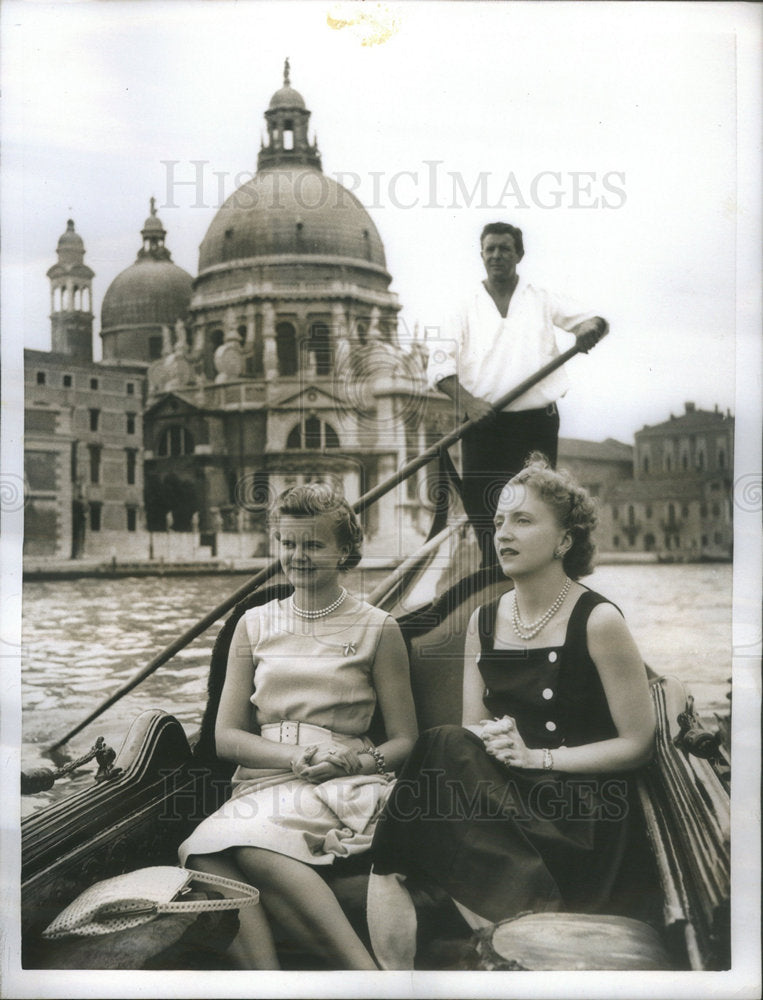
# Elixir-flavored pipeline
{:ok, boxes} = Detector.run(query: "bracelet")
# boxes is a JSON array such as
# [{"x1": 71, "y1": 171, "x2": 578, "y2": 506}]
[
  {"x1": 542, "y1": 748, "x2": 554, "y2": 771},
  {"x1": 360, "y1": 746, "x2": 386, "y2": 774}
]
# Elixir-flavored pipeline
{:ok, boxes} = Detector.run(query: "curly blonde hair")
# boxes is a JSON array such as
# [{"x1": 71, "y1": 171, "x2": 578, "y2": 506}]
[
  {"x1": 270, "y1": 482, "x2": 363, "y2": 571},
  {"x1": 507, "y1": 452, "x2": 598, "y2": 579}
]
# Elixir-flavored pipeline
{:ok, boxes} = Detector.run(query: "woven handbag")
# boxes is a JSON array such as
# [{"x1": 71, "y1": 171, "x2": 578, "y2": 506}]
[{"x1": 42, "y1": 866, "x2": 260, "y2": 939}]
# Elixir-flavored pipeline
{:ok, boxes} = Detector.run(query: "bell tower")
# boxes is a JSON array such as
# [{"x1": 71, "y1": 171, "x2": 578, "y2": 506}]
[
  {"x1": 257, "y1": 59, "x2": 322, "y2": 171},
  {"x1": 46, "y1": 219, "x2": 95, "y2": 362}
]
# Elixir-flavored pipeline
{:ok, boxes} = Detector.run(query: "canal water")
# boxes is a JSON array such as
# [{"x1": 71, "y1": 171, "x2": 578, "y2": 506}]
[{"x1": 20, "y1": 562, "x2": 732, "y2": 815}]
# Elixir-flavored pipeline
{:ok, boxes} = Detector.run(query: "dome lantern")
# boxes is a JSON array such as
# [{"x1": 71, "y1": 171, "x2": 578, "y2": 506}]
[{"x1": 258, "y1": 59, "x2": 321, "y2": 171}]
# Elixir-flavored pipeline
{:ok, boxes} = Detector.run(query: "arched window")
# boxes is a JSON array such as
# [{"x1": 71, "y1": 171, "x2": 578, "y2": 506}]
[
  {"x1": 286, "y1": 418, "x2": 340, "y2": 450},
  {"x1": 642, "y1": 455, "x2": 649, "y2": 473},
  {"x1": 158, "y1": 426, "x2": 194, "y2": 457},
  {"x1": 718, "y1": 449, "x2": 725, "y2": 469},
  {"x1": 277, "y1": 322, "x2": 298, "y2": 376},
  {"x1": 628, "y1": 505, "x2": 635, "y2": 524}
]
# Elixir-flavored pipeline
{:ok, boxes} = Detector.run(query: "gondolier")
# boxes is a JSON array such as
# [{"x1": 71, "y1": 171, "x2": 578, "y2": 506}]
[{"x1": 429, "y1": 222, "x2": 608, "y2": 567}]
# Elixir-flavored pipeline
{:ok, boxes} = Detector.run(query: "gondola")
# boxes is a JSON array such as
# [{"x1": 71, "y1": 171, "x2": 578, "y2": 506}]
[{"x1": 19, "y1": 346, "x2": 731, "y2": 973}]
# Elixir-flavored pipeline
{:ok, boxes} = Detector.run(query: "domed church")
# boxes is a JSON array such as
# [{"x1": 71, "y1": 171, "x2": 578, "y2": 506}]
[
  {"x1": 24, "y1": 64, "x2": 445, "y2": 563},
  {"x1": 136, "y1": 62, "x2": 437, "y2": 552}
]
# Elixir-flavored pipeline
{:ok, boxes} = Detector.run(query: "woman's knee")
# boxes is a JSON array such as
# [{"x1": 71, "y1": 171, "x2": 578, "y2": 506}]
[{"x1": 185, "y1": 852, "x2": 219, "y2": 873}]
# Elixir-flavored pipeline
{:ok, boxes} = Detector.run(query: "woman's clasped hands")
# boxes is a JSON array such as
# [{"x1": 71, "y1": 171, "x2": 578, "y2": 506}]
[
  {"x1": 479, "y1": 716, "x2": 533, "y2": 769},
  {"x1": 290, "y1": 743, "x2": 364, "y2": 783}
]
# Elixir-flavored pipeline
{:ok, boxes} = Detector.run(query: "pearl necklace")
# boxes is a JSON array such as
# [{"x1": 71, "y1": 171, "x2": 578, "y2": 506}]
[
  {"x1": 292, "y1": 587, "x2": 347, "y2": 620},
  {"x1": 512, "y1": 577, "x2": 571, "y2": 640}
]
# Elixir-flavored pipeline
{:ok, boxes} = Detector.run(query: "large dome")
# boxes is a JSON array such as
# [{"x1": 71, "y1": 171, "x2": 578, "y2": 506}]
[
  {"x1": 198, "y1": 166, "x2": 387, "y2": 273},
  {"x1": 101, "y1": 259, "x2": 193, "y2": 330}
]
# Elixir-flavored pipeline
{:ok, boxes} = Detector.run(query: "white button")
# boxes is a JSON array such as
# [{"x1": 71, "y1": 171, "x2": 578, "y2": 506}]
[
  {"x1": 542, "y1": 688, "x2": 554, "y2": 700},
  {"x1": 545, "y1": 721, "x2": 557, "y2": 732},
  {"x1": 548, "y1": 651, "x2": 558, "y2": 663}
]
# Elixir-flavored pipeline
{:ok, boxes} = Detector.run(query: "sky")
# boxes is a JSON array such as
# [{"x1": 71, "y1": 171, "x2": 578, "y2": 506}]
[{"x1": 0, "y1": 0, "x2": 759, "y2": 452}]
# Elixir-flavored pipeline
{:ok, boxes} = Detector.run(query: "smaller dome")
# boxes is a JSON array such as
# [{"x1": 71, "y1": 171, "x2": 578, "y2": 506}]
[
  {"x1": 101, "y1": 260, "x2": 192, "y2": 331},
  {"x1": 58, "y1": 219, "x2": 84, "y2": 249},
  {"x1": 269, "y1": 84, "x2": 306, "y2": 110}
]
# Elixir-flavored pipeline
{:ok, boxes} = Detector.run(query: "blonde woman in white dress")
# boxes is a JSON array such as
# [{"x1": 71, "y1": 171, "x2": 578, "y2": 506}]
[{"x1": 179, "y1": 483, "x2": 418, "y2": 969}]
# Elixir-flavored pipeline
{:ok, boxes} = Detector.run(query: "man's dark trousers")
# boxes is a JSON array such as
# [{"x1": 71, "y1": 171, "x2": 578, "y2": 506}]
[{"x1": 460, "y1": 404, "x2": 560, "y2": 568}]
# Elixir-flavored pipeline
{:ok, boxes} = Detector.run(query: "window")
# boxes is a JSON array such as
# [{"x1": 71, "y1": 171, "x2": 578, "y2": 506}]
[
  {"x1": 158, "y1": 425, "x2": 194, "y2": 457},
  {"x1": 88, "y1": 444, "x2": 101, "y2": 484},
  {"x1": 611, "y1": 507, "x2": 618, "y2": 520},
  {"x1": 90, "y1": 377, "x2": 99, "y2": 390},
  {"x1": 645, "y1": 505, "x2": 652, "y2": 518},
  {"x1": 126, "y1": 412, "x2": 136, "y2": 435},
  {"x1": 36, "y1": 371, "x2": 46, "y2": 385},
  {"x1": 308, "y1": 322, "x2": 332, "y2": 375},
  {"x1": 712, "y1": 502, "x2": 720, "y2": 518},
  {"x1": 126, "y1": 507, "x2": 137, "y2": 532},
  {"x1": 701, "y1": 534, "x2": 708, "y2": 546},
  {"x1": 700, "y1": 503, "x2": 708, "y2": 517},
  {"x1": 613, "y1": 535, "x2": 620, "y2": 547},
  {"x1": 126, "y1": 382, "x2": 135, "y2": 396},
  {"x1": 149, "y1": 336, "x2": 163, "y2": 360},
  {"x1": 63, "y1": 374, "x2": 72, "y2": 387},
  {"x1": 681, "y1": 453, "x2": 688, "y2": 471},
  {"x1": 276, "y1": 322, "x2": 298, "y2": 376},
  {"x1": 681, "y1": 504, "x2": 689, "y2": 518},
  {"x1": 665, "y1": 455, "x2": 672, "y2": 472},
  {"x1": 717, "y1": 449, "x2": 725, "y2": 469},
  {"x1": 286, "y1": 418, "x2": 340, "y2": 451},
  {"x1": 642, "y1": 455, "x2": 649, "y2": 473},
  {"x1": 89, "y1": 408, "x2": 100, "y2": 432},
  {"x1": 89, "y1": 502, "x2": 102, "y2": 532},
  {"x1": 126, "y1": 449, "x2": 137, "y2": 485},
  {"x1": 697, "y1": 452, "x2": 705, "y2": 470}
]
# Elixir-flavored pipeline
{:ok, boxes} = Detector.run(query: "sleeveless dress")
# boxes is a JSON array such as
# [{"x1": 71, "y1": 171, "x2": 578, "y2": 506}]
[
  {"x1": 178, "y1": 597, "x2": 395, "y2": 867},
  {"x1": 371, "y1": 589, "x2": 631, "y2": 922}
]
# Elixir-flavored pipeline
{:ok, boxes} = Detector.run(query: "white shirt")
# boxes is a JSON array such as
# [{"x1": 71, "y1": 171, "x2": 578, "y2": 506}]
[{"x1": 427, "y1": 277, "x2": 597, "y2": 412}]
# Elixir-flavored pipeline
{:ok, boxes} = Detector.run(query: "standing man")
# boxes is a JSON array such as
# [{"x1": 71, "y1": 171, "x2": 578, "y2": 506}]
[{"x1": 429, "y1": 222, "x2": 608, "y2": 567}]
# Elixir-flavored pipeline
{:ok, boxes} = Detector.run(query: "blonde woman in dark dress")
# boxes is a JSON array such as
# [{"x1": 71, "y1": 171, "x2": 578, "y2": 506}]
[{"x1": 368, "y1": 454, "x2": 655, "y2": 968}]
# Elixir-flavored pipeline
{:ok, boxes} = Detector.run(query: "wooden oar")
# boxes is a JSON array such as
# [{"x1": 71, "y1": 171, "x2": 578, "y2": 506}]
[{"x1": 48, "y1": 333, "x2": 606, "y2": 752}]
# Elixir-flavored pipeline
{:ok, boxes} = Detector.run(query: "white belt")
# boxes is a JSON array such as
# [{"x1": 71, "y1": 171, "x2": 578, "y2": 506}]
[{"x1": 260, "y1": 721, "x2": 341, "y2": 747}]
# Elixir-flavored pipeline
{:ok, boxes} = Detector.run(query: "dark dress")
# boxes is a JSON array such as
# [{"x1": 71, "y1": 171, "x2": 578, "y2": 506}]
[{"x1": 371, "y1": 589, "x2": 632, "y2": 923}]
